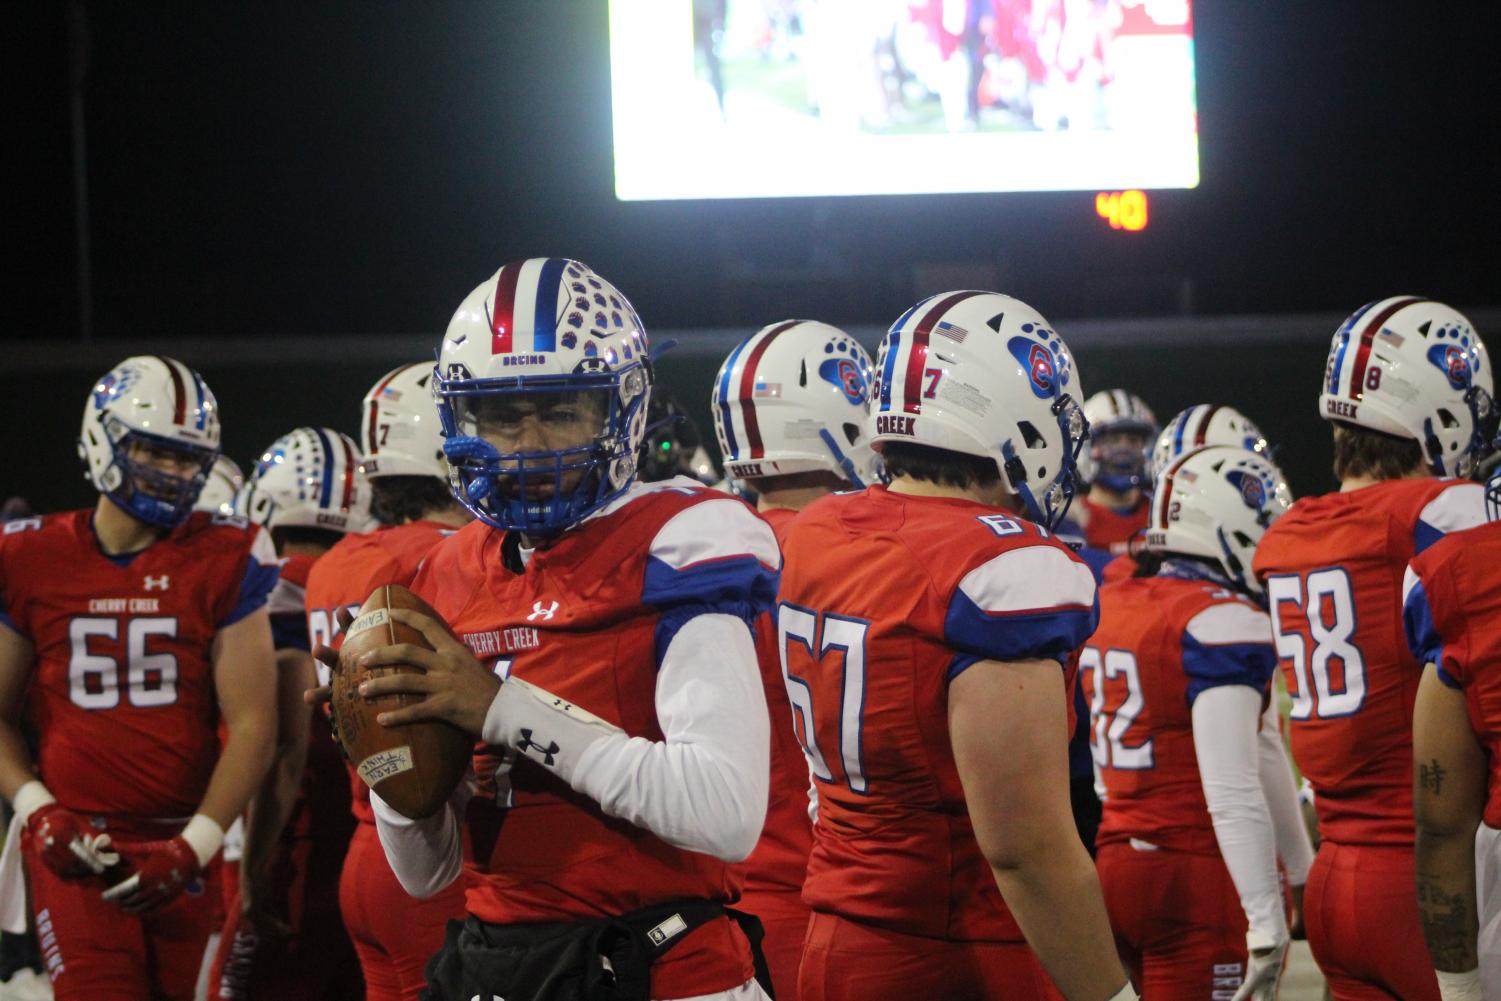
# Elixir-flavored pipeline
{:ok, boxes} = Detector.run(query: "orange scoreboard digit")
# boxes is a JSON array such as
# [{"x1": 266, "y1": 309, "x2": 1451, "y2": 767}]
[{"x1": 1096, "y1": 190, "x2": 1150, "y2": 232}]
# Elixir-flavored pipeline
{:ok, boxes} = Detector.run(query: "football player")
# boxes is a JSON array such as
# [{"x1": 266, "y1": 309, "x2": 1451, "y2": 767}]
[
  {"x1": 1077, "y1": 389, "x2": 1158, "y2": 553},
  {"x1": 0, "y1": 356, "x2": 278, "y2": 1000},
  {"x1": 1150, "y1": 406, "x2": 1273, "y2": 486},
  {"x1": 1403, "y1": 463, "x2": 1501, "y2": 1001},
  {"x1": 777, "y1": 292, "x2": 1134, "y2": 1001},
  {"x1": 1087, "y1": 446, "x2": 1304, "y2": 1000},
  {"x1": 196, "y1": 455, "x2": 246, "y2": 518},
  {"x1": 207, "y1": 427, "x2": 369, "y2": 1000},
  {"x1": 327, "y1": 259, "x2": 778, "y2": 1000},
  {"x1": 1138, "y1": 404, "x2": 1315, "y2": 934},
  {"x1": 710, "y1": 318, "x2": 880, "y2": 1001},
  {"x1": 303, "y1": 363, "x2": 470, "y2": 1001},
  {"x1": 1253, "y1": 297, "x2": 1496, "y2": 1000}
]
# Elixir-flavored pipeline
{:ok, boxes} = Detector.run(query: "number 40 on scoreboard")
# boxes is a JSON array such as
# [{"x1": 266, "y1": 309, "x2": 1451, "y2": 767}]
[{"x1": 1095, "y1": 190, "x2": 1150, "y2": 232}]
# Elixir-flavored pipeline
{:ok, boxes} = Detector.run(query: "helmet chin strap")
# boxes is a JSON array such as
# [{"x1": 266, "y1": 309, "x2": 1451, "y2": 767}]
[
  {"x1": 1214, "y1": 526, "x2": 1257, "y2": 600},
  {"x1": 818, "y1": 429, "x2": 866, "y2": 489},
  {"x1": 1001, "y1": 438, "x2": 1073, "y2": 530}
]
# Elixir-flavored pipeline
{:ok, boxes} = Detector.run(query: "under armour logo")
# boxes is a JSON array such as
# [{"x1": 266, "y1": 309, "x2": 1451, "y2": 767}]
[
  {"x1": 527, "y1": 600, "x2": 558, "y2": 622},
  {"x1": 516, "y1": 728, "x2": 560, "y2": 767},
  {"x1": 143, "y1": 575, "x2": 170, "y2": 591}
]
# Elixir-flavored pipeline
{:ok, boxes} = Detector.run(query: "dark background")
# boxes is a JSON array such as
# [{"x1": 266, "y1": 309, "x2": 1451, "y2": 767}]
[{"x1": 3, "y1": 1, "x2": 1497, "y2": 512}]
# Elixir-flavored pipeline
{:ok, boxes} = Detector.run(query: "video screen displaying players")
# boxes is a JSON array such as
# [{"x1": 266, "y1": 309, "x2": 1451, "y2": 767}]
[{"x1": 610, "y1": 0, "x2": 1200, "y2": 200}]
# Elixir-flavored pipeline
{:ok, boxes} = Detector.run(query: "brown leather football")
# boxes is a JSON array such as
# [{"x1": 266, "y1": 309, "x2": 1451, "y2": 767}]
[{"x1": 333, "y1": 584, "x2": 472, "y2": 819}]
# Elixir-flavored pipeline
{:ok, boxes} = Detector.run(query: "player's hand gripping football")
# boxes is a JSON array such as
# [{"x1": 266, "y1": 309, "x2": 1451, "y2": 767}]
[
  {"x1": 353, "y1": 607, "x2": 500, "y2": 739},
  {"x1": 1230, "y1": 940, "x2": 1287, "y2": 1001},
  {"x1": 26, "y1": 803, "x2": 119, "y2": 879},
  {"x1": 101, "y1": 836, "x2": 200, "y2": 914}
]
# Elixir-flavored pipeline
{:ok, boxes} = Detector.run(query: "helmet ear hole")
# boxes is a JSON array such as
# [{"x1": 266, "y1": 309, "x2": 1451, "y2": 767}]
[
  {"x1": 842, "y1": 422, "x2": 861, "y2": 446},
  {"x1": 1437, "y1": 408, "x2": 1461, "y2": 430},
  {"x1": 1017, "y1": 421, "x2": 1046, "y2": 449}
]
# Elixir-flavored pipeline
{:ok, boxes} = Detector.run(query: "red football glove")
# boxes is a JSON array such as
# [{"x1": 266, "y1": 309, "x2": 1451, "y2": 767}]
[
  {"x1": 101, "y1": 837, "x2": 201, "y2": 914},
  {"x1": 26, "y1": 803, "x2": 111, "y2": 879}
]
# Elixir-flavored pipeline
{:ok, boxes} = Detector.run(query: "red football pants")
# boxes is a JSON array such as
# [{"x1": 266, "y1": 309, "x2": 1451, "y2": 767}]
[
  {"x1": 737, "y1": 887, "x2": 810, "y2": 1001},
  {"x1": 1096, "y1": 841, "x2": 1248, "y2": 1001},
  {"x1": 1305, "y1": 842, "x2": 1439, "y2": 1001},
  {"x1": 23, "y1": 829, "x2": 223, "y2": 1001},
  {"x1": 207, "y1": 829, "x2": 361, "y2": 999},
  {"x1": 798, "y1": 911, "x2": 1063, "y2": 1001},
  {"x1": 339, "y1": 821, "x2": 464, "y2": 1001}
]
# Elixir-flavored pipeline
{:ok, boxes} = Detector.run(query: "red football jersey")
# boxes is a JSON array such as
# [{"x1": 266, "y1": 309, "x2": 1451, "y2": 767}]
[
  {"x1": 304, "y1": 520, "x2": 456, "y2": 823},
  {"x1": 1080, "y1": 495, "x2": 1150, "y2": 553},
  {"x1": 411, "y1": 482, "x2": 778, "y2": 998},
  {"x1": 268, "y1": 552, "x2": 316, "y2": 652},
  {"x1": 1405, "y1": 520, "x2": 1501, "y2": 827},
  {"x1": 731, "y1": 506, "x2": 813, "y2": 914},
  {"x1": 1252, "y1": 477, "x2": 1487, "y2": 845},
  {"x1": 1088, "y1": 573, "x2": 1278, "y2": 854},
  {"x1": 0, "y1": 510, "x2": 278, "y2": 817},
  {"x1": 1101, "y1": 553, "x2": 1138, "y2": 584},
  {"x1": 776, "y1": 485, "x2": 1098, "y2": 942}
]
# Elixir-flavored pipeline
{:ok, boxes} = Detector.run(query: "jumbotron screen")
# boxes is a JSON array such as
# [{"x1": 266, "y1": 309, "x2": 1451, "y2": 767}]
[{"x1": 609, "y1": 0, "x2": 1199, "y2": 200}]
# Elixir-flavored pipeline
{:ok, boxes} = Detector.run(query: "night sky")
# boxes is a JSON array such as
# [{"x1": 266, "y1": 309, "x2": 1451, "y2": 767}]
[{"x1": 5, "y1": 1, "x2": 1498, "y2": 343}]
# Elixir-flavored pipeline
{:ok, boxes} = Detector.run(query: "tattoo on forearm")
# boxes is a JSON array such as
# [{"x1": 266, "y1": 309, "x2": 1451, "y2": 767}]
[
  {"x1": 1421, "y1": 758, "x2": 1448, "y2": 796},
  {"x1": 1417, "y1": 875, "x2": 1480, "y2": 971}
]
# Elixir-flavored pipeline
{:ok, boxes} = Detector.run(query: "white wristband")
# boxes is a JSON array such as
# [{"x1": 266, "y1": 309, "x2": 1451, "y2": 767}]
[
  {"x1": 11, "y1": 780, "x2": 56, "y2": 826},
  {"x1": 482, "y1": 677, "x2": 624, "y2": 783},
  {"x1": 1436, "y1": 968, "x2": 1483, "y2": 1001},
  {"x1": 179, "y1": 814, "x2": 225, "y2": 869},
  {"x1": 1246, "y1": 929, "x2": 1287, "y2": 953},
  {"x1": 1104, "y1": 983, "x2": 1139, "y2": 1001}
]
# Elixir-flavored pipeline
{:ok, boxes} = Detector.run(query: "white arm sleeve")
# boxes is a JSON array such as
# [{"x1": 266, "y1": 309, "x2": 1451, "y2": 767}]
[
  {"x1": 1258, "y1": 698, "x2": 1315, "y2": 885},
  {"x1": 1191, "y1": 685, "x2": 1289, "y2": 950},
  {"x1": 370, "y1": 771, "x2": 474, "y2": 899},
  {"x1": 483, "y1": 612, "x2": 770, "y2": 862}
]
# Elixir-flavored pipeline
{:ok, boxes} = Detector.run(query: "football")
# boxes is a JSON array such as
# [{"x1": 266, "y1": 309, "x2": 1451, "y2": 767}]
[{"x1": 333, "y1": 584, "x2": 472, "y2": 820}]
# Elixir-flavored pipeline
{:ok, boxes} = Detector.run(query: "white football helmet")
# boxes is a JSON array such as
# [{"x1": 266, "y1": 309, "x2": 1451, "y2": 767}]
[
  {"x1": 242, "y1": 427, "x2": 371, "y2": 534},
  {"x1": 432, "y1": 258, "x2": 652, "y2": 534},
  {"x1": 1145, "y1": 446, "x2": 1292, "y2": 597},
  {"x1": 869, "y1": 290, "x2": 1087, "y2": 529},
  {"x1": 1082, "y1": 389, "x2": 1159, "y2": 492},
  {"x1": 360, "y1": 363, "x2": 446, "y2": 480},
  {"x1": 1321, "y1": 296, "x2": 1496, "y2": 476},
  {"x1": 712, "y1": 320, "x2": 881, "y2": 488},
  {"x1": 78, "y1": 355, "x2": 221, "y2": 528},
  {"x1": 1151, "y1": 404, "x2": 1272, "y2": 481},
  {"x1": 195, "y1": 456, "x2": 245, "y2": 516}
]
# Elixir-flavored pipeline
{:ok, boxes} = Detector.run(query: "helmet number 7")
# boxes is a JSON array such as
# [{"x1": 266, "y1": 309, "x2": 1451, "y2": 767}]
[{"x1": 923, "y1": 368, "x2": 944, "y2": 400}]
